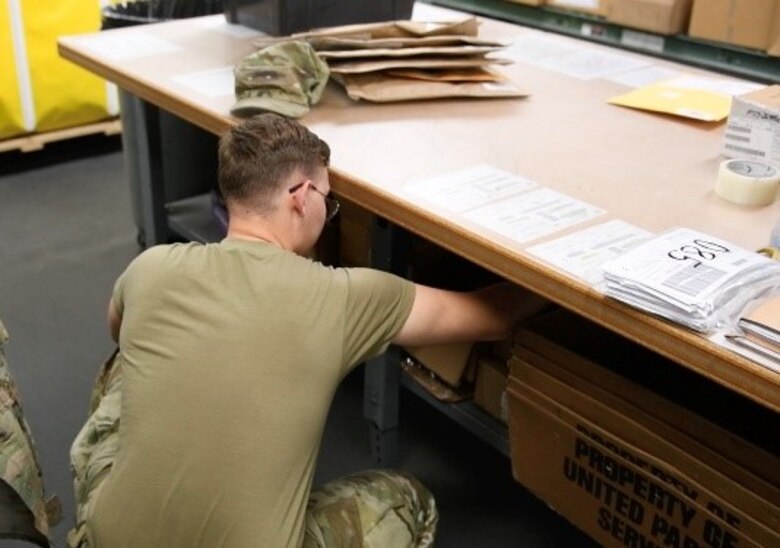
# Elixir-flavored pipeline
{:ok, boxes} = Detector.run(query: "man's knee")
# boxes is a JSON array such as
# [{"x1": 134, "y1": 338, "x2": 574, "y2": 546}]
[{"x1": 305, "y1": 469, "x2": 438, "y2": 547}]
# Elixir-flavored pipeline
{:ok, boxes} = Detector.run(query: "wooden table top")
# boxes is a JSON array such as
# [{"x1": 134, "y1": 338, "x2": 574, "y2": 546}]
[{"x1": 59, "y1": 3, "x2": 780, "y2": 410}]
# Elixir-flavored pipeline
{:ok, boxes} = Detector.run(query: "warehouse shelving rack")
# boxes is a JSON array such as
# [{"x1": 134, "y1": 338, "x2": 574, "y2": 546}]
[{"x1": 429, "y1": 0, "x2": 780, "y2": 84}]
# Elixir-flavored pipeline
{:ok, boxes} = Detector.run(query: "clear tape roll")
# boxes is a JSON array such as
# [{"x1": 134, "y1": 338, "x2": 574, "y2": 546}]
[{"x1": 715, "y1": 159, "x2": 780, "y2": 206}]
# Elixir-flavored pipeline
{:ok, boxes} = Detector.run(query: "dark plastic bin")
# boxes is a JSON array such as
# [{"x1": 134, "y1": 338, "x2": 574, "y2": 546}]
[
  {"x1": 223, "y1": 0, "x2": 415, "y2": 36},
  {"x1": 102, "y1": 0, "x2": 223, "y2": 29}
]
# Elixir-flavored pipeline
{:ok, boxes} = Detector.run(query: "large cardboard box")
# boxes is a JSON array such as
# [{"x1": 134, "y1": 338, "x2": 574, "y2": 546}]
[
  {"x1": 607, "y1": 0, "x2": 692, "y2": 35},
  {"x1": 722, "y1": 85, "x2": 780, "y2": 169},
  {"x1": 688, "y1": 0, "x2": 780, "y2": 53},
  {"x1": 507, "y1": 310, "x2": 779, "y2": 547},
  {"x1": 473, "y1": 355, "x2": 509, "y2": 422},
  {"x1": 547, "y1": 0, "x2": 609, "y2": 16}
]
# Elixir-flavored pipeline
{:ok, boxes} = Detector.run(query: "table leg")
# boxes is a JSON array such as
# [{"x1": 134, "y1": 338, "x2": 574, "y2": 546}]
[
  {"x1": 363, "y1": 218, "x2": 410, "y2": 466},
  {"x1": 118, "y1": 91, "x2": 167, "y2": 247}
]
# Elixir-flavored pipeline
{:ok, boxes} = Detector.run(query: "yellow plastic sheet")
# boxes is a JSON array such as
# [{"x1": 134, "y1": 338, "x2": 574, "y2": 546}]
[
  {"x1": 21, "y1": 0, "x2": 109, "y2": 132},
  {"x1": 608, "y1": 78, "x2": 734, "y2": 122},
  {"x1": 0, "y1": 0, "x2": 26, "y2": 139}
]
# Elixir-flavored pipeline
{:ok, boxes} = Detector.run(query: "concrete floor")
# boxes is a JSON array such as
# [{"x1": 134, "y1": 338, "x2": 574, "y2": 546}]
[{"x1": 0, "y1": 134, "x2": 594, "y2": 547}]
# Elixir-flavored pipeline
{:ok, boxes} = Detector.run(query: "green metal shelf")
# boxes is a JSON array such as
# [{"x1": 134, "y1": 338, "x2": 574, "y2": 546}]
[
  {"x1": 400, "y1": 371, "x2": 510, "y2": 456},
  {"x1": 427, "y1": 0, "x2": 780, "y2": 83}
]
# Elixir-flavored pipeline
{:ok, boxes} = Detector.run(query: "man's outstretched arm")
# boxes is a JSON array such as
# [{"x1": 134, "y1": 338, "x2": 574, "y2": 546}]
[{"x1": 393, "y1": 282, "x2": 548, "y2": 347}]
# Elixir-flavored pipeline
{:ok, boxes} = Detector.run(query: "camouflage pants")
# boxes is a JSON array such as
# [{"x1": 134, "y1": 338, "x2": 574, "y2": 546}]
[
  {"x1": 67, "y1": 349, "x2": 122, "y2": 548},
  {"x1": 303, "y1": 469, "x2": 437, "y2": 548},
  {"x1": 0, "y1": 317, "x2": 59, "y2": 547},
  {"x1": 68, "y1": 352, "x2": 438, "y2": 548}
]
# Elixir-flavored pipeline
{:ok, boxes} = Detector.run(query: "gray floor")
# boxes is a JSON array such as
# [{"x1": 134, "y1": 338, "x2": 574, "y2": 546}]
[{"x1": 0, "y1": 135, "x2": 594, "y2": 547}]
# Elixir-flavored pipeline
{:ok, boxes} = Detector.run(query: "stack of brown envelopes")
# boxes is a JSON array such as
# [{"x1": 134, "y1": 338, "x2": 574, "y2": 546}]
[{"x1": 253, "y1": 17, "x2": 527, "y2": 103}]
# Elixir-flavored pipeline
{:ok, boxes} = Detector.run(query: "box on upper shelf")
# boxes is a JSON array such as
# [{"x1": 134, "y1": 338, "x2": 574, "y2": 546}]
[
  {"x1": 505, "y1": 0, "x2": 546, "y2": 6},
  {"x1": 688, "y1": 0, "x2": 780, "y2": 56},
  {"x1": 606, "y1": 0, "x2": 692, "y2": 35},
  {"x1": 546, "y1": 0, "x2": 608, "y2": 16},
  {"x1": 722, "y1": 85, "x2": 780, "y2": 169}
]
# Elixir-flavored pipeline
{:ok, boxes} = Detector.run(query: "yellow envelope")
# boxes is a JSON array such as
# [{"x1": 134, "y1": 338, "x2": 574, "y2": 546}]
[{"x1": 608, "y1": 80, "x2": 733, "y2": 122}]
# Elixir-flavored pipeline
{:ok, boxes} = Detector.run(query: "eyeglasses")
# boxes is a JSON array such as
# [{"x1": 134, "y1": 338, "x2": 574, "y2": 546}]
[{"x1": 288, "y1": 181, "x2": 340, "y2": 222}]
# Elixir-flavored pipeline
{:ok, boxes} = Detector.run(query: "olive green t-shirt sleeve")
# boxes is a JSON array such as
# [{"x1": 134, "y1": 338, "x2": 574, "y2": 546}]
[
  {"x1": 112, "y1": 269, "x2": 128, "y2": 317},
  {"x1": 340, "y1": 268, "x2": 415, "y2": 370},
  {"x1": 111, "y1": 246, "x2": 167, "y2": 318}
]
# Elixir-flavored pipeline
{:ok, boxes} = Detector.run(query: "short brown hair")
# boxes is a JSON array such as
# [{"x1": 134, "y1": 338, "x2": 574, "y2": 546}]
[{"x1": 218, "y1": 113, "x2": 330, "y2": 212}]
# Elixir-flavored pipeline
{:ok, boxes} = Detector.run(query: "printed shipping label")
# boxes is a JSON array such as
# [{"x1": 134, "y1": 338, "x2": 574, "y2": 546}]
[{"x1": 723, "y1": 94, "x2": 780, "y2": 168}]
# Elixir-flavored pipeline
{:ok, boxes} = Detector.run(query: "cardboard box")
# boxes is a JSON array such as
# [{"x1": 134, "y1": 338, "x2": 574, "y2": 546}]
[
  {"x1": 405, "y1": 342, "x2": 475, "y2": 387},
  {"x1": 607, "y1": 0, "x2": 692, "y2": 35},
  {"x1": 473, "y1": 355, "x2": 509, "y2": 421},
  {"x1": 547, "y1": 0, "x2": 608, "y2": 16},
  {"x1": 772, "y1": 13, "x2": 780, "y2": 55},
  {"x1": 722, "y1": 85, "x2": 780, "y2": 169},
  {"x1": 490, "y1": 335, "x2": 514, "y2": 362},
  {"x1": 507, "y1": 310, "x2": 779, "y2": 547},
  {"x1": 688, "y1": 0, "x2": 780, "y2": 52}
]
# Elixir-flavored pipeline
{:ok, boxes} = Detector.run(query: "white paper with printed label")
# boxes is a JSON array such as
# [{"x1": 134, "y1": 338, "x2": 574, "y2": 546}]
[
  {"x1": 722, "y1": 91, "x2": 780, "y2": 168},
  {"x1": 404, "y1": 164, "x2": 536, "y2": 213},
  {"x1": 464, "y1": 188, "x2": 605, "y2": 244},
  {"x1": 528, "y1": 219, "x2": 653, "y2": 285}
]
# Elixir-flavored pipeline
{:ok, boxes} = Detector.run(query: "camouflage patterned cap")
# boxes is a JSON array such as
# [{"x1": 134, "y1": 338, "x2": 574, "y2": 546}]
[{"x1": 232, "y1": 41, "x2": 330, "y2": 119}]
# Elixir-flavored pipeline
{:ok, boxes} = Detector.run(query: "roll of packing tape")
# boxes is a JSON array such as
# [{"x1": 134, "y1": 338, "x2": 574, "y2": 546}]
[{"x1": 715, "y1": 159, "x2": 780, "y2": 206}]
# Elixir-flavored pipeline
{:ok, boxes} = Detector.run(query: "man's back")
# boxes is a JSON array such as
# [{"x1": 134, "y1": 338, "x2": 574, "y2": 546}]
[{"x1": 87, "y1": 239, "x2": 414, "y2": 547}]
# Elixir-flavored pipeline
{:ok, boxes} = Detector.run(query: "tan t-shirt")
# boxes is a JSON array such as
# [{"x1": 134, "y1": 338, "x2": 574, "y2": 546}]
[{"x1": 87, "y1": 239, "x2": 415, "y2": 547}]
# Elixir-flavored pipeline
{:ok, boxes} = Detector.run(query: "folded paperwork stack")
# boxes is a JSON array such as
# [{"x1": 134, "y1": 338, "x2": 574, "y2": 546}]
[
  {"x1": 599, "y1": 228, "x2": 780, "y2": 332},
  {"x1": 253, "y1": 17, "x2": 526, "y2": 103},
  {"x1": 729, "y1": 295, "x2": 780, "y2": 364}
]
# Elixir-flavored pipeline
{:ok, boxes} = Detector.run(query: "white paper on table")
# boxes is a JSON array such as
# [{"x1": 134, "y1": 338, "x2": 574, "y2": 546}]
[
  {"x1": 74, "y1": 32, "x2": 181, "y2": 61},
  {"x1": 600, "y1": 228, "x2": 777, "y2": 309},
  {"x1": 171, "y1": 67, "x2": 235, "y2": 98},
  {"x1": 606, "y1": 66, "x2": 682, "y2": 88},
  {"x1": 527, "y1": 219, "x2": 653, "y2": 286},
  {"x1": 404, "y1": 164, "x2": 537, "y2": 213},
  {"x1": 710, "y1": 330, "x2": 780, "y2": 374},
  {"x1": 464, "y1": 188, "x2": 606, "y2": 244},
  {"x1": 526, "y1": 49, "x2": 650, "y2": 80},
  {"x1": 661, "y1": 76, "x2": 764, "y2": 97},
  {"x1": 412, "y1": 2, "x2": 465, "y2": 21},
  {"x1": 503, "y1": 35, "x2": 578, "y2": 63},
  {"x1": 194, "y1": 17, "x2": 263, "y2": 38}
]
